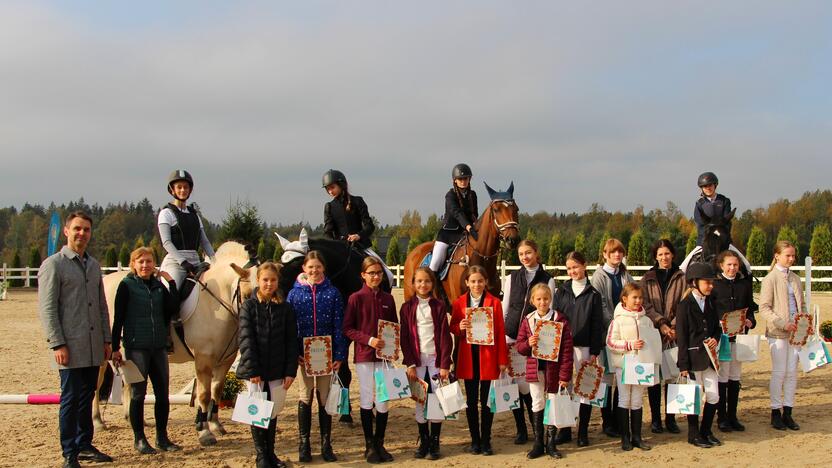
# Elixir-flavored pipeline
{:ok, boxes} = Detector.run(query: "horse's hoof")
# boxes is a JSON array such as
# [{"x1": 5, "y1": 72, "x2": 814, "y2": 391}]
[
  {"x1": 198, "y1": 430, "x2": 217, "y2": 446},
  {"x1": 209, "y1": 420, "x2": 227, "y2": 435}
]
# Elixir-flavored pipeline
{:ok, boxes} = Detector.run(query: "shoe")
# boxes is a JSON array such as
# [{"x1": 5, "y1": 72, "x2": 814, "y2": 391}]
[
  {"x1": 648, "y1": 384, "x2": 663, "y2": 434},
  {"x1": 339, "y1": 413, "x2": 355, "y2": 427},
  {"x1": 465, "y1": 406, "x2": 481, "y2": 454},
  {"x1": 617, "y1": 408, "x2": 632, "y2": 451},
  {"x1": 266, "y1": 419, "x2": 285, "y2": 468},
  {"x1": 319, "y1": 407, "x2": 338, "y2": 462},
  {"x1": 727, "y1": 380, "x2": 745, "y2": 431},
  {"x1": 297, "y1": 402, "x2": 313, "y2": 462},
  {"x1": 577, "y1": 404, "x2": 591, "y2": 447},
  {"x1": 554, "y1": 427, "x2": 572, "y2": 444},
  {"x1": 783, "y1": 407, "x2": 800, "y2": 431},
  {"x1": 601, "y1": 406, "x2": 620, "y2": 438},
  {"x1": 414, "y1": 423, "x2": 430, "y2": 459},
  {"x1": 700, "y1": 403, "x2": 719, "y2": 447},
  {"x1": 429, "y1": 423, "x2": 442, "y2": 460},
  {"x1": 365, "y1": 438, "x2": 382, "y2": 464},
  {"x1": 63, "y1": 455, "x2": 81, "y2": 468},
  {"x1": 630, "y1": 408, "x2": 652, "y2": 451},
  {"x1": 156, "y1": 436, "x2": 181, "y2": 452},
  {"x1": 134, "y1": 438, "x2": 157, "y2": 455},
  {"x1": 374, "y1": 411, "x2": 394, "y2": 462},
  {"x1": 665, "y1": 415, "x2": 681, "y2": 434},
  {"x1": 687, "y1": 415, "x2": 712, "y2": 448},
  {"x1": 545, "y1": 425, "x2": 562, "y2": 459},
  {"x1": 480, "y1": 409, "x2": 494, "y2": 455},
  {"x1": 705, "y1": 434, "x2": 722, "y2": 446},
  {"x1": 651, "y1": 420, "x2": 664, "y2": 434},
  {"x1": 512, "y1": 406, "x2": 529, "y2": 444},
  {"x1": 78, "y1": 446, "x2": 113, "y2": 463},
  {"x1": 465, "y1": 443, "x2": 482, "y2": 455},
  {"x1": 771, "y1": 409, "x2": 787, "y2": 431},
  {"x1": 527, "y1": 411, "x2": 545, "y2": 459},
  {"x1": 251, "y1": 425, "x2": 271, "y2": 468}
]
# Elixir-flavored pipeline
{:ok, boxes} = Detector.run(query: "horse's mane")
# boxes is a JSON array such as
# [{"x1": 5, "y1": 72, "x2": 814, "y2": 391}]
[{"x1": 213, "y1": 241, "x2": 250, "y2": 265}]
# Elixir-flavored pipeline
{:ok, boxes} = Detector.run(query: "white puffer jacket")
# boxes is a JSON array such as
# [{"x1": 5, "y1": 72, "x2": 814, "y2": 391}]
[{"x1": 605, "y1": 303, "x2": 653, "y2": 369}]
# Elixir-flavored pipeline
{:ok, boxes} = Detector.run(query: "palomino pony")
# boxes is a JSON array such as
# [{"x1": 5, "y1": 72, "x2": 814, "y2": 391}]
[
  {"x1": 403, "y1": 182, "x2": 521, "y2": 301},
  {"x1": 680, "y1": 208, "x2": 752, "y2": 275},
  {"x1": 93, "y1": 241, "x2": 257, "y2": 446}
]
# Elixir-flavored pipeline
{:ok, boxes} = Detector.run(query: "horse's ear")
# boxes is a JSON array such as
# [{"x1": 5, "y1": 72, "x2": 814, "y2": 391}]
[
  {"x1": 275, "y1": 232, "x2": 291, "y2": 250},
  {"x1": 483, "y1": 181, "x2": 497, "y2": 200},
  {"x1": 299, "y1": 228, "x2": 309, "y2": 251},
  {"x1": 230, "y1": 262, "x2": 249, "y2": 278},
  {"x1": 507, "y1": 181, "x2": 514, "y2": 199}
]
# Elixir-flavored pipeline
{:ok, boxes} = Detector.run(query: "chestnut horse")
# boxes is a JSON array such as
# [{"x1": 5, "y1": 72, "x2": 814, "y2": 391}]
[{"x1": 403, "y1": 182, "x2": 521, "y2": 301}]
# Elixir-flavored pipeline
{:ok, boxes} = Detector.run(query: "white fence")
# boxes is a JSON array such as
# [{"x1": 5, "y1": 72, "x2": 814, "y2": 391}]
[{"x1": 3, "y1": 258, "x2": 832, "y2": 289}]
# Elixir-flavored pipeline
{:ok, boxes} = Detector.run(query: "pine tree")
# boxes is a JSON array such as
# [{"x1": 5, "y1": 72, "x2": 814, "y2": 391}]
[
  {"x1": 776, "y1": 225, "x2": 800, "y2": 259},
  {"x1": 371, "y1": 238, "x2": 380, "y2": 254},
  {"x1": 256, "y1": 238, "x2": 268, "y2": 261},
  {"x1": 547, "y1": 232, "x2": 564, "y2": 266},
  {"x1": 148, "y1": 236, "x2": 163, "y2": 263},
  {"x1": 272, "y1": 243, "x2": 283, "y2": 262},
  {"x1": 407, "y1": 236, "x2": 420, "y2": 255},
  {"x1": 133, "y1": 235, "x2": 145, "y2": 249},
  {"x1": 10, "y1": 250, "x2": 22, "y2": 286},
  {"x1": 219, "y1": 200, "x2": 263, "y2": 247},
  {"x1": 574, "y1": 232, "x2": 586, "y2": 256},
  {"x1": 386, "y1": 236, "x2": 401, "y2": 266},
  {"x1": 28, "y1": 247, "x2": 41, "y2": 287},
  {"x1": 118, "y1": 242, "x2": 131, "y2": 268},
  {"x1": 809, "y1": 224, "x2": 832, "y2": 291},
  {"x1": 597, "y1": 231, "x2": 611, "y2": 264},
  {"x1": 686, "y1": 228, "x2": 697, "y2": 254},
  {"x1": 746, "y1": 226, "x2": 768, "y2": 266},
  {"x1": 628, "y1": 230, "x2": 649, "y2": 265},
  {"x1": 104, "y1": 246, "x2": 118, "y2": 268}
]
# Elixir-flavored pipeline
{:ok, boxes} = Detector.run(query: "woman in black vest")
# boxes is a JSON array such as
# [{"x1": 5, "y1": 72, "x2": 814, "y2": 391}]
[
  {"x1": 111, "y1": 247, "x2": 181, "y2": 454},
  {"x1": 501, "y1": 239, "x2": 555, "y2": 445},
  {"x1": 428, "y1": 163, "x2": 479, "y2": 275},
  {"x1": 157, "y1": 170, "x2": 215, "y2": 290}
]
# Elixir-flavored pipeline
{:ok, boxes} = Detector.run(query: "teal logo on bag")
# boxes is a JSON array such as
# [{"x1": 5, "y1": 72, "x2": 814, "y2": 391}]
[
  {"x1": 248, "y1": 404, "x2": 259, "y2": 416},
  {"x1": 393, "y1": 378, "x2": 402, "y2": 388},
  {"x1": 675, "y1": 395, "x2": 685, "y2": 404},
  {"x1": 809, "y1": 352, "x2": 816, "y2": 360},
  {"x1": 635, "y1": 365, "x2": 645, "y2": 374},
  {"x1": 502, "y1": 392, "x2": 510, "y2": 402}
]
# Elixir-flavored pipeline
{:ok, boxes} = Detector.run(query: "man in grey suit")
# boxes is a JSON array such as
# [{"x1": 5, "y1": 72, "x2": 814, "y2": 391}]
[{"x1": 39, "y1": 211, "x2": 113, "y2": 468}]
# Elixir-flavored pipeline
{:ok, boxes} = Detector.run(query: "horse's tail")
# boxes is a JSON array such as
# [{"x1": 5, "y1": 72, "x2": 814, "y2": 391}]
[{"x1": 98, "y1": 364, "x2": 114, "y2": 401}]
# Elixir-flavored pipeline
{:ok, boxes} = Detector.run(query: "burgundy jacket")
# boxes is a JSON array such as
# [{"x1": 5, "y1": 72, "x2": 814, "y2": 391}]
[
  {"x1": 399, "y1": 296, "x2": 453, "y2": 370},
  {"x1": 516, "y1": 310, "x2": 574, "y2": 390},
  {"x1": 342, "y1": 285, "x2": 398, "y2": 363}
]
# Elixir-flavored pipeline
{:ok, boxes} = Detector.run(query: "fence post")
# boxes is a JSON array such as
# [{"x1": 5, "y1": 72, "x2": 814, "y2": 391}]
[
  {"x1": 394, "y1": 265, "x2": 401, "y2": 288},
  {"x1": 1, "y1": 263, "x2": 5, "y2": 282},
  {"x1": 24, "y1": 267, "x2": 31, "y2": 288},
  {"x1": 500, "y1": 260, "x2": 506, "y2": 282},
  {"x1": 805, "y1": 256, "x2": 812, "y2": 315},
  {"x1": 117, "y1": 261, "x2": 122, "y2": 272}
]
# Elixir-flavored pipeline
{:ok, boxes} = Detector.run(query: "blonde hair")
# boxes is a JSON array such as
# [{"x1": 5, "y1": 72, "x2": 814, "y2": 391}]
[
  {"x1": 256, "y1": 261, "x2": 283, "y2": 303},
  {"x1": 129, "y1": 247, "x2": 156, "y2": 275},
  {"x1": 769, "y1": 240, "x2": 796, "y2": 272},
  {"x1": 620, "y1": 282, "x2": 642, "y2": 302},
  {"x1": 528, "y1": 283, "x2": 552, "y2": 304}
]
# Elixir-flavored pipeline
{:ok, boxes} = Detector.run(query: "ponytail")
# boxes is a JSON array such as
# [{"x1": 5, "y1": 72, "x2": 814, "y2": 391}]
[{"x1": 769, "y1": 240, "x2": 796, "y2": 272}]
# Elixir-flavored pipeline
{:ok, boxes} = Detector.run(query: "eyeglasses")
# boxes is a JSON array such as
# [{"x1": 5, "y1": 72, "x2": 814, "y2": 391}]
[{"x1": 364, "y1": 270, "x2": 384, "y2": 277}]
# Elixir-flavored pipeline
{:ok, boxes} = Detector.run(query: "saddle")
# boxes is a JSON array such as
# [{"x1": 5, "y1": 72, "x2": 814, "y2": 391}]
[{"x1": 420, "y1": 240, "x2": 467, "y2": 281}]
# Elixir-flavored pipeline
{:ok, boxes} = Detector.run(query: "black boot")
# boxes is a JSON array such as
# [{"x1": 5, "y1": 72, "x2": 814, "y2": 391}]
[
  {"x1": 648, "y1": 384, "x2": 663, "y2": 433},
  {"x1": 700, "y1": 402, "x2": 722, "y2": 446},
  {"x1": 361, "y1": 409, "x2": 381, "y2": 463},
  {"x1": 727, "y1": 380, "x2": 745, "y2": 431},
  {"x1": 771, "y1": 409, "x2": 787, "y2": 430},
  {"x1": 375, "y1": 411, "x2": 394, "y2": 462},
  {"x1": 480, "y1": 408, "x2": 494, "y2": 456},
  {"x1": 266, "y1": 419, "x2": 285, "y2": 468},
  {"x1": 512, "y1": 404, "x2": 529, "y2": 444},
  {"x1": 130, "y1": 398, "x2": 156, "y2": 454},
  {"x1": 665, "y1": 414, "x2": 681, "y2": 434},
  {"x1": 545, "y1": 425, "x2": 562, "y2": 459},
  {"x1": 630, "y1": 408, "x2": 652, "y2": 450},
  {"x1": 429, "y1": 423, "x2": 442, "y2": 460},
  {"x1": 465, "y1": 407, "x2": 481, "y2": 454},
  {"x1": 522, "y1": 393, "x2": 535, "y2": 439},
  {"x1": 577, "y1": 403, "x2": 591, "y2": 447},
  {"x1": 527, "y1": 411, "x2": 545, "y2": 459},
  {"x1": 717, "y1": 382, "x2": 732, "y2": 432},
  {"x1": 251, "y1": 426, "x2": 271, "y2": 468},
  {"x1": 319, "y1": 405, "x2": 338, "y2": 462},
  {"x1": 783, "y1": 406, "x2": 800, "y2": 431},
  {"x1": 414, "y1": 423, "x2": 430, "y2": 459},
  {"x1": 601, "y1": 388, "x2": 620, "y2": 437},
  {"x1": 617, "y1": 408, "x2": 632, "y2": 451},
  {"x1": 297, "y1": 402, "x2": 312, "y2": 462},
  {"x1": 687, "y1": 415, "x2": 712, "y2": 448}
]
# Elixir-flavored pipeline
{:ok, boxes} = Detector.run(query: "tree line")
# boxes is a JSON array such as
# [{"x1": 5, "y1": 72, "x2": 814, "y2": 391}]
[{"x1": 2, "y1": 190, "x2": 832, "y2": 288}]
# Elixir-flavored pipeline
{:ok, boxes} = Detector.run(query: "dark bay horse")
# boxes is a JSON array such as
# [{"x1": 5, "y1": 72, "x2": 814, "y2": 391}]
[
  {"x1": 403, "y1": 182, "x2": 521, "y2": 302},
  {"x1": 681, "y1": 208, "x2": 751, "y2": 275}
]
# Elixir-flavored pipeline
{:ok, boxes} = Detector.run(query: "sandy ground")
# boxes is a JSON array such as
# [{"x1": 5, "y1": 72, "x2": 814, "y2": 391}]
[{"x1": 1, "y1": 289, "x2": 831, "y2": 468}]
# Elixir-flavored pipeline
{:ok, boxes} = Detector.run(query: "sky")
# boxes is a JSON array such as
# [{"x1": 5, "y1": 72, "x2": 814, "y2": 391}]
[{"x1": 1, "y1": 1, "x2": 830, "y2": 226}]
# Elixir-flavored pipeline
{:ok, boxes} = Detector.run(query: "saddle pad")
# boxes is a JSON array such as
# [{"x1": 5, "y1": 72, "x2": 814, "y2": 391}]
[
  {"x1": 420, "y1": 251, "x2": 452, "y2": 281},
  {"x1": 179, "y1": 278, "x2": 200, "y2": 323}
]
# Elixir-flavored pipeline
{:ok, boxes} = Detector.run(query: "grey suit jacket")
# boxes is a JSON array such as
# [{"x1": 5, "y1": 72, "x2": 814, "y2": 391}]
[{"x1": 38, "y1": 246, "x2": 111, "y2": 369}]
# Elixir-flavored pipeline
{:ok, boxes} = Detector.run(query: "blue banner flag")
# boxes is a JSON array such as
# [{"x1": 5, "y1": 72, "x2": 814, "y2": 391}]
[{"x1": 47, "y1": 212, "x2": 61, "y2": 256}]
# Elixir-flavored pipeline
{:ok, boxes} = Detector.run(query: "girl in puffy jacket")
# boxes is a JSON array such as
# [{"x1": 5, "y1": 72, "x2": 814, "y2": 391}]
[
  {"x1": 605, "y1": 283, "x2": 653, "y2": 452},
  {"x1": 237, "y1": 262, "x2": 298, "y2": 468}
]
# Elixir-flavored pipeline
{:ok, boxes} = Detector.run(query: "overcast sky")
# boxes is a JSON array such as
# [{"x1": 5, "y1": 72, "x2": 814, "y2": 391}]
[{"x1": 1, "y1": 1, "x2": 830, "y2": 226}]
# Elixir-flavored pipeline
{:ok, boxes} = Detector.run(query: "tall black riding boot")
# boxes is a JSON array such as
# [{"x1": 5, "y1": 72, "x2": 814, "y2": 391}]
[
  {"x1": 429, "y1": 423, "x2": 442, "y2": 460},
  {"x1": 647, "y1": 384, "x2": 663, "y2": 433},
  {"x1": 783, "y1": 406, "x2": 800, "y2": 431},
  {"x1": 545, "y1": 425, "x2": 562, "y2": 458},
  {"x1": 266, "y1": 419, "x2": 286, "y2": 468},
  {"x1": 130, "y1": 398, "x2": 156, "y2": 455},
  {"x1": 577, "y1": 403, "x2": 592, "y2": 447},
  {"x1": 414, "y1": 423, "x2": 430, "y2": 459},
  {"x1": 512, "y1": 398, "x2": 529, "y2": 444},
  {"x1": 251, "y1": 425, "x2": 271, "y2": 468},
  {"x1": 700, "y1": 402, "x2": 722, "y2": 446},
  {"x1": 375, "y1": 411, "x2": 394, "y2": 462},
  {"x1": 465, "y1": 406, "x2": 481, "y2": 454},
  {"x1": 617, "y1": 407, "x2": 632, "y2": 451},
  {"x1": 319, "y1": 405, "x2": 338, "y2": 462},
  {"x1": 687, "y1": 415, "x2": 711, "y2": 448},
  {"x1": 717, "y1": 382, "x2": 732, "y2": 432},
  {"x1": 601, "y1": 388, "x2": 620, "y2": 437},
  {"x1": 630, "y1": 408, "x2": 652, "y2": 450},
  {"x1": 480, "y1": 408, "x2": 494, "y2": 455},
  {"x1": 361, "y1": 409, "x2": 381, "y2": 463},
  {"x1": 527, "y1": 411, "x2": 545, "y2": 459},
  {"x1": 297, "y1": 402, "x2": 312, "y2": 462},
  {"x1": 522, "y1": 392, "x2": 535, "y2": 438},
  {"x1": 727, "y1": 380, "x2": 745, "y2": 431}
]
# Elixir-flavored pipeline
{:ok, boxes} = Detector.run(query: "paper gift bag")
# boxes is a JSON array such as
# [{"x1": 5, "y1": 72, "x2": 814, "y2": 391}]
[
  {"x1": 638, "y1": 323, "x2": 663, "y2": 364},
  {"x1": 553, "y1": 388, "x2": 578, "y2": 428},
  {"x1": 232, "y1": 389, "x2": 275, "y2": 428},
  {"x1": 374, "y1": 364, "x2": 411, "y2": 402},
  {"x1": 325, "y1": 375, "x2": 343, "y2": 415},
  {"x1": 666, "y1": 377, "x2": 701, "y2": 415},
  {"x1": 109, "y1": 372, "x2": 123, "y2": 405},
  {"x1": 588, "y1": 382, "x2": 609, "y2": 408},
  {"x1": 599, "y1": 348, "x2": 614, "y2": 374},
  {"x1": 661, "y1": 347, "x2": 680, "y2": 381},
  {"x1": 425, "y1": 393, "x2": 459, "y2": 421},
  {"x1": 799, "y1": 338, "x2": 831, "y2": 373},
  {"x1": 487, "y1": 375, "x2": 520, "y2": 413},
  {"x1": 543, "y1": 393, "x2": 557, "y2": 426},
  {"x1": 435, "y1": 380, "x2": 467, "y2": 416},
  {"x1": 735, "y1": 334, "x2": 760, "y2": 362},
  {"x1": 337, "y1": 387, "x2": 350, "y2": 415},
  {"x1": 621, "y1": 355, "x2": 658, "y2": 386},
  {"x1": 718, "y1": 334, "x2": 733, "y2": 362}
]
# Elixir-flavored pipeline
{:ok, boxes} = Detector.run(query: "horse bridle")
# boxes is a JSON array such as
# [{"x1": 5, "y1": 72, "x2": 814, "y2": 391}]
[{"x1": 466, "y1": 199, "x2": 519, "y2": 261}]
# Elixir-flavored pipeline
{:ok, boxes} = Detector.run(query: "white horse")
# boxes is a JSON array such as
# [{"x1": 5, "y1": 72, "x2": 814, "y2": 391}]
[{"x1": 93, "y1": 241, "x2": 256, "y2": 446}]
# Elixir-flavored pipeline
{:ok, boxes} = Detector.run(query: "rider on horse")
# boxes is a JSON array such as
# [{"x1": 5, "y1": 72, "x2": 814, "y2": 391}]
[
  {"x1": 322, "y1": 169, "x2": 393, "y2": 286},
  {"x1": 429, "y1": 163, "x2": 479, "y2": 277},
  {"x1": 694, "y1": 171, "x2": 733, "y2": 247}
]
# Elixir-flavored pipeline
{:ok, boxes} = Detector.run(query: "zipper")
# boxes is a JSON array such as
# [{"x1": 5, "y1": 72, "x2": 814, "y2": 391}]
[
  {"x1": 311, "y1": 283, "x2": 317, "y2": 336},
  {"x1": 143, "y1": 281, "x2": 156, "y2": 344}
]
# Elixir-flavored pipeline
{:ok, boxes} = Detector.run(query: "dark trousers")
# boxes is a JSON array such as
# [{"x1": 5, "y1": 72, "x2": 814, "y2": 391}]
[
  {"x1": 59, "y1": 366, "x2": 100, "y2": 458},
  {"x1": 126, "y1": 348, "x2": 170, "y2": 437}
]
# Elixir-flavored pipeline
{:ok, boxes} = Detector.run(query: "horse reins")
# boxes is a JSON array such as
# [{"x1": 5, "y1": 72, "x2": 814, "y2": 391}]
[{"x1": 466, "y1": 199, "x2": 518, "y2": 261}]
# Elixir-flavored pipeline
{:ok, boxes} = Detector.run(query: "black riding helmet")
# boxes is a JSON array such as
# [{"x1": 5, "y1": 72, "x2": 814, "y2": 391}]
[
  {"x1": 452, "y1": 163, "x2": 472, "y2": 180},
  {"x1": 697, "y1": 172, "x2": 718, "y2": 187},
  {"x1": 686, "y1": 262, "x2": 717, "y2": 285},
  {"x1": 167, "y1": 170, "x2": 194, "y2": 201},
  {"x1": 322, "y1": 169, "x2": 347, "y2": 188}
]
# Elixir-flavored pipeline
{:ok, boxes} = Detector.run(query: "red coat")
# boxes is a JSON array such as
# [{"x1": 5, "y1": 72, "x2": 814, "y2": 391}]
[
  {"x1": 450, "y1": 292, "x2": 509, "y2": 381},
  {"x1": 399, "y1": 296, "x2": 453, "y2": 370},
  {"x1": 342, "y1": 285, "x2": 398, "y2": 363},
  {"x1": 515, "y1": 310, "x2": 574, "y2": 390}
]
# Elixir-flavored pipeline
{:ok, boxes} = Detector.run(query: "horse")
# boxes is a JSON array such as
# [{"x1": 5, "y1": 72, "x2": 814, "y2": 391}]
[
  {"x1": 93, "y1": 241, "x2": 257, "y2": 447},
  {"x1": 680, "y1": 208, "x2": 751, "y2": 274},
  {"x1": 275, "y1": 228, "x2": 391, "y2": 299},
  {"x1": 403, "y1": 182, "x2": 521, "y2": 302}
]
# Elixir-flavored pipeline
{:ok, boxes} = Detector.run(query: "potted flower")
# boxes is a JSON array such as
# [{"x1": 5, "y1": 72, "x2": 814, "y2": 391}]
[
  {"x1": 220, "y1": 371, "x2": 244, "y2": 408},
  {"x1": 820, "y1": 320, "x2": 832, "y2": 343}
]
